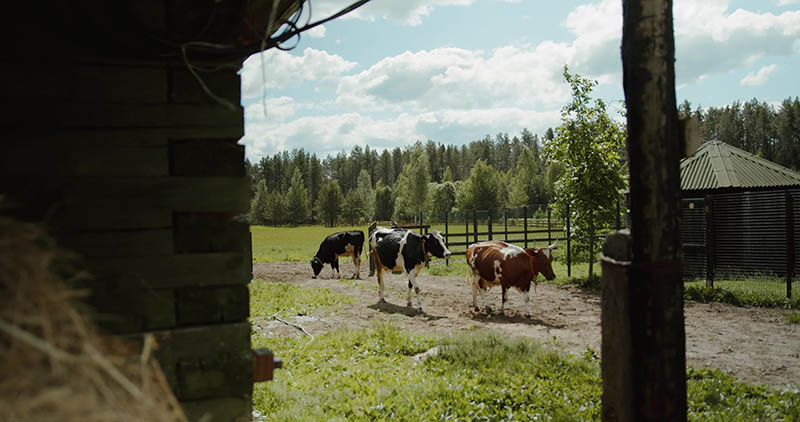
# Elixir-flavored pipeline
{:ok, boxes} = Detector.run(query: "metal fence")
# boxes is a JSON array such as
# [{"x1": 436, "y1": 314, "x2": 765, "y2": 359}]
[
  {"x1": 682, "y1": 188, "x2": 798, "y2": 299},
  {"x1": 426, "y1": 203, "x2": 628, "y2": 277}
]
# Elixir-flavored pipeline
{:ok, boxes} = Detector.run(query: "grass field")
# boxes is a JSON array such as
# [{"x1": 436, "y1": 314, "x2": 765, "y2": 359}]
[
  {"x1": 250, "y1": 282, "x2": 800, "y2": 421},
  {"x1": 251, "y1": 225, "x2": 365, "y2": 263}
]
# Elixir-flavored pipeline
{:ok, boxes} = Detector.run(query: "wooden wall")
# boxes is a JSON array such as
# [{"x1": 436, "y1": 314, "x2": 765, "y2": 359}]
[{"x1": 1, "y1": 58, "x2": 253, "y2": 421}]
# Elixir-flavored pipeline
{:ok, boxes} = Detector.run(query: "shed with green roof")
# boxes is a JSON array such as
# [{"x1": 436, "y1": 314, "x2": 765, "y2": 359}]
[{"x1": 679, "y1": 141, "x2": 799, "y2": 291}]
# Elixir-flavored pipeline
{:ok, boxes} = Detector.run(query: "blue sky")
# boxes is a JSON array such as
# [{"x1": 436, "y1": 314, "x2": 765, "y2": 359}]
[{"x1": 239, "y1": 0, "x2": 800, "y2": 161}]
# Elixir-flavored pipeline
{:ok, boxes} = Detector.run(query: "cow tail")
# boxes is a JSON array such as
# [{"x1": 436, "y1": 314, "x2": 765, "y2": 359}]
[{"x1": 466, "y1": 266, "x2": 471, "y2": 287}]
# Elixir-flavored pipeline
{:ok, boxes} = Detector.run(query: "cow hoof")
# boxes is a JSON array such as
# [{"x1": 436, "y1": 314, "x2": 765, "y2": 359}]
[
  {"x1": 486, "y1": 307, "x2": 493, "y2": 315},
  {"x1": 407, "y1": 302, "x2": 413, "y2": 307},
  {"x1": 525, "y1": 314, "x2": 532, "y2": 319},
  {"x1": 312, "y1": 276, "x2": 317, "y2": 279},
  {"x1": 378, "y1": 298, "x2": 386, "y2": 304},
  {"x1": 473, "y1": 306, "x2": 480, "y2": 312}
]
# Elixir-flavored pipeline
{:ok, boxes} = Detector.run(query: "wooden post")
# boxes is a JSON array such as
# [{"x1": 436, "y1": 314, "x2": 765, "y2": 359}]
[
  {"x1": 547, "y1": 207, "x2": 552, "y2": 245},
  {"x1": 488, "y1": 212, "x2": 493, "y2": 241},
  {"x1": 504, "y1": 210, "x2": 508, "y2": 242},
  {"x1": 523, "y1": 206, "x2": 528, "y2": 249},
  {"x1": 473, "y1": 210, "x2": 479, "y2": 244},
  {"x1": 705, "y1": 195, "x2": 714, "y2": 287},
  {"x1": 615, "y1": 0, "x2": 687, "y2": 421},
  {"x1": 601, "y1": 230, "x2": 634, "y2": 422},
  {"x1": 465, "y1": 209, "x2": 470, "y2": 249},
  {"x1": 787, "y1": 190, "x2": 795, "y2": 299},
  {"x1": 445, "y1": 212, "x2": 450, "y2": 267}
]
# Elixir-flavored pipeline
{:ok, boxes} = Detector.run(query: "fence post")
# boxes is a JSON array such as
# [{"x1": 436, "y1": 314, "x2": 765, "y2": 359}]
[
  {"x1": 473, "y1": 210, "x2": 479, "y2": 244},
  {"x1": 567, "y1": 203, "x2": 571, "y2": 278},
  {"x1": 787, "y1": 190, "x2": 795, "y2": 299},
  {"x1": 465, "y1": 209, "x2": 470, "y2": 249},
  {"x1": 616, "y1": 200, "x2": 622, "y2": 230},
  {"x1": 445, "y1": 212, "x2": 449, "y2": 267},
  {"x1": 547, "y1": 207, "x2": 552, "y2": 245},
  {"x1": 705, "y1": 195, "x2": 715, "y2": 288},
  {"x1": 488, "y1": 211, "x2": 493, "y2": 241},
  {"x1": 524, "y1": 206, "x2": 529, "y2": 249},
  {"x1": 504, "y1": 210, "x2": 508, "y2": 242}
]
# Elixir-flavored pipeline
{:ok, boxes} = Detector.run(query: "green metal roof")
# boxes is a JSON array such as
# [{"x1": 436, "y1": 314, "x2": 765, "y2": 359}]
[{"x1": 680, "y1": 141, "x2": 800, "y2": 191}]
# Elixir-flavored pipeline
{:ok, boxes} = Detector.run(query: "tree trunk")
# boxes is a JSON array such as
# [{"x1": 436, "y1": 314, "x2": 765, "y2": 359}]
[{"x1": 616, "y1": 0, "x2": 687, "y2": 420}]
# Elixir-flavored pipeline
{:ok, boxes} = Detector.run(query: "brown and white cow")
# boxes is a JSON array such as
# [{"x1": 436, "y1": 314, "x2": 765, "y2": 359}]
[{"x1": 466, "y1": 240, "x2": 557, "y2": 317}]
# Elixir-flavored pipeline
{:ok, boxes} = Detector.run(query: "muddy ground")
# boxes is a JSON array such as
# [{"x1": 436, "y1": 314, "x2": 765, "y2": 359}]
[{"x1": 253, "y1": 260, "x2": 799, "y2": 389}]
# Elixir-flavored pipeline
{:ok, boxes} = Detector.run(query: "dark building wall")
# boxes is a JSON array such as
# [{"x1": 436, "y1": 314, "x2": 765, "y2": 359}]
[{"x1": 1, "y1": 12, "x2": 253, "y2": 422}]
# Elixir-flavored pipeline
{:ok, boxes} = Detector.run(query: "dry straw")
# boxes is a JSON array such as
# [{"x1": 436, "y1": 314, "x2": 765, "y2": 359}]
[{"x1": 0, "y1": 217, "x2": 187, "y2": 422}]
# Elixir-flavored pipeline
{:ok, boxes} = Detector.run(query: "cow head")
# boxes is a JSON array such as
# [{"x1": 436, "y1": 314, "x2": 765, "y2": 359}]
[
  {"x1": 310, "y1": 256, "x2": 324, "y2": 278},
  {"x1": 424, "y1": 230, "x2": 451, "y2": 259},
  {"x1": 525, "y1": 241, "x2": 558, "y2": 280}
]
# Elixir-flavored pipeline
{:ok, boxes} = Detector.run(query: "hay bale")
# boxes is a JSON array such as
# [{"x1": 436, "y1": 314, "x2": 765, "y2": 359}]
[{"x1": 0, "y1": 217, "x2": 186, "y2": 422}]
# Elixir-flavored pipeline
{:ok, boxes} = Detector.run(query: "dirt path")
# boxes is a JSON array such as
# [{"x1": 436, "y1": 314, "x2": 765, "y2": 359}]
[{"x1": 253, "y1": 261, "x2": 800, "y2": 389}]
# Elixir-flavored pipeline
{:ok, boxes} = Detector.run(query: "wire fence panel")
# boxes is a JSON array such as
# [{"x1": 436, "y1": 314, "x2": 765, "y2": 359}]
[
  {"x1": 680, "y1": 188, "x2": 798, "y2": 299},
  {"x1": 681, "y1": 198, "x2": 707, "y2": 280}
]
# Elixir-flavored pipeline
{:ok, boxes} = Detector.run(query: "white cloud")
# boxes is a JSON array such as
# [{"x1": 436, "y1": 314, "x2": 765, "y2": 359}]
[
  {"x1": 240, "y1": 47, "x2": 356, "y2": 98},
  {"x1": 240, "y1": 101, "x2": 561, "y2": 159},
  {"x1": 740, "y1": 64, "x2": 778, "y2": 86},
  {"x1": 335, "y1": 45, "x2": 572, "y2": 112},
  {"x1": 306, "y1": 24, "x2": 327, "y2": 38},
  {"x1": 554, "y1": 0, "x2": 800, "y2": 85},
  {"x1": 309, "y1": 0, "x2": 476, "y2": 26},
  {"x1": 673, "y1": 0, "x2": 800, "y2": 84},
  {"x1": 778, "y1": 0, "x2": 800, "y2": 6}
]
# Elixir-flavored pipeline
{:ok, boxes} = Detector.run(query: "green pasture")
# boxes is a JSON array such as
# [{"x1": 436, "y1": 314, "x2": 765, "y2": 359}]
[
  {"x1": 250, "y1": 282, "x2": 800, "y2": 422},
  {"x1": 251, "y1": 225, "x2": 365, "y2": 263},
  {"x1": 251, "y1": 224, "x2": 566, "y2": 263}
]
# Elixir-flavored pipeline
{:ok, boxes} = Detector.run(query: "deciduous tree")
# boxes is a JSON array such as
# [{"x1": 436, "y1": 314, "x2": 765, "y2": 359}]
[{"x1": 544, "y1": 66, "x2": 627, "y2": 278}]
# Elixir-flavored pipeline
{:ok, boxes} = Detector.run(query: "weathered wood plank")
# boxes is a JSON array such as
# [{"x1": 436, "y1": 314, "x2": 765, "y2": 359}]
[
  {"x1": 1, "y1": 65, "x2": 167, "y2": 103},
  {"x1": 73, "y1": 145, "x2": 169, "y2": 176},
  {"x1": 176, "y1": 285, "x2": 249, "y2": 325},
  {"x1": 171, "y1": 139, "x2": 245, "y2": 177},
  {"x1": 64, "y1": 177, "x2": 250, "y2": 213},
  {"x1": 174, "y1": 213, "x2": 250, "y2": 253},
  {"x1": 59, "y1": 203, "x2": 173, "y2": 231},
  {"x1": 180, "y1": 398, "x2": 251, "y2": 422},
  {"x1": 169, "y1": 67, "x2": 241, "y2": 105},
  {"x1": 87, "y1": 289, "x2": 176, "y2": 334},
  {"x1": 87, "y1": 252, "x2": 250, "y2": 291},
  {"x1": 4, "y1": 102, "x2": 243, "y2": 129},
  {"x1": 149, "y1": 322, "x2": 252, "y2": 397},
  {"x1": 63, "y1": 229, "x2": 174, "y2": 258}
]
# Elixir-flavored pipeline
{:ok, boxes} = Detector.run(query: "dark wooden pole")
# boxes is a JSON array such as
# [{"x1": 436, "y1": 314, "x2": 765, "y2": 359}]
[
  {"x1": 613, "y1": 0, "x2": 687, "y2": 421},
  {"x1": 523, "y1": 206, "x2": 528, "y2": 248},
  {"x1": 786, "y1": 190, "x2": 795, "y2": 299}
]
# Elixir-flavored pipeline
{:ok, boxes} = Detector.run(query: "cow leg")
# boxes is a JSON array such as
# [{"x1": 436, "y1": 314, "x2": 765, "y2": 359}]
[
  {"x1": 500, "y1": 286, "x2": 507, "y2": 315},
  {"x1": 471, "y1": 271, "x2": 480, "y2": 312},
  {"x1": 524, "y1": 290, "x2": 531, "y2": 318},
  {"x1": 406, "y1": 280, "x2": 413, "y2": 307},
  {"x1": 332, "y1": 258, "x2": 340, "y2": 279},
  {"x1": 408, "y1": 266, "x2": 423, "y2": 310},
  {"x1": 376, "y1": 266, "x2": 386, "y2": 303},
  {"x1": 352, "y1": 254, "x2": 361, "y2": 279}
]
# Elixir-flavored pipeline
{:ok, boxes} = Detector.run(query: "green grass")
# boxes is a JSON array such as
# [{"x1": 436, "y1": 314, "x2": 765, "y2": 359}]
[
  {"x1": 684, "y1": 280, "x2": 800, "y2": 309},
  {"x1": 249, "y1": 278, "x2": 353, "y2": 318},
  {"x1": 251, "y1": 225, "x2": 364, "y2": 263},
  {"x1": 253, "y1": 325, "x2": 800, "y2": 422},
  {"x1": 788, "y1": 311, "x2": 800, "y2": 324}
]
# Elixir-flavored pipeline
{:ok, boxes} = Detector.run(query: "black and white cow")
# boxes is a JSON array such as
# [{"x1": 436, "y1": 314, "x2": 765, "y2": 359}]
[
  {"x1": 311, "y1": 230, "x2": 365, "y2": 279},
  {"x1": 369, "y1": 227, "x2": 451, "y2": 309}
]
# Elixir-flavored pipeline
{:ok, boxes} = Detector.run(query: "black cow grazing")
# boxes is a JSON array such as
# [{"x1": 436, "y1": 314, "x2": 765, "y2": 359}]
[
  {"x1": 369, "y1": 227, "x2": 451, "y2": 310},
  {"x1": 311, "y1": 231, "x2": 365, "y2": 279}
]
